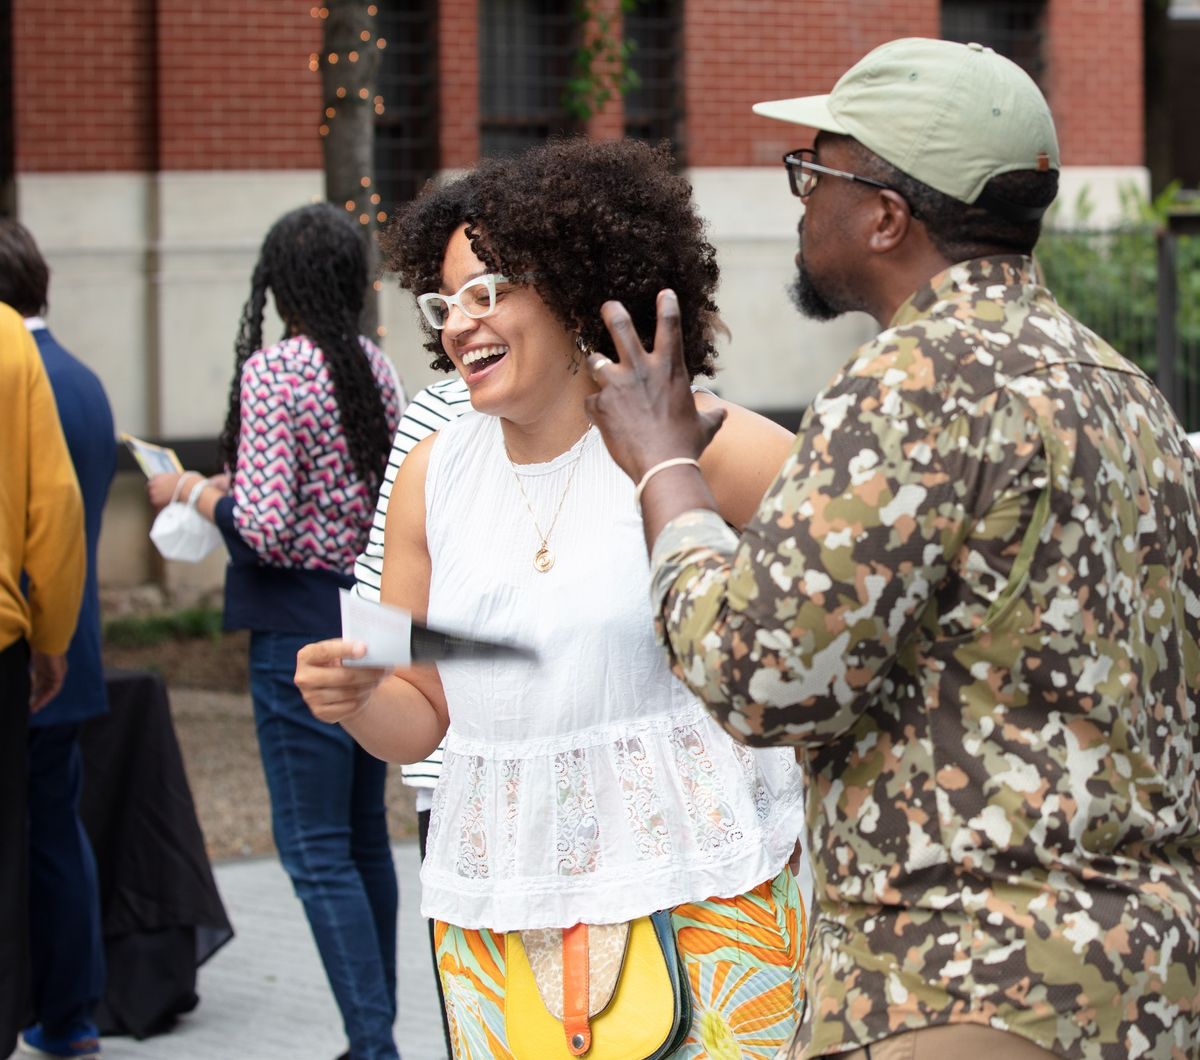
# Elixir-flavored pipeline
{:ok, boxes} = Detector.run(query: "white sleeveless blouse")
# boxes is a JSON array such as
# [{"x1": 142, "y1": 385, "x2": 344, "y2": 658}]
[{"x1": 420, "y1": 411, "x2": 804, "y2": 931}]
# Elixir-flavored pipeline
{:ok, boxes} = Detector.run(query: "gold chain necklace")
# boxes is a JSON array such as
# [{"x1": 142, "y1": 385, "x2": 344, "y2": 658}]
[{"x1": 505, "y1": 428, "x2": 592, "y2": 573}]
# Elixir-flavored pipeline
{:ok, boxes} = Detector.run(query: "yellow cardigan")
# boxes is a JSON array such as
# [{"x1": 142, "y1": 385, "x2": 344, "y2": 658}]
[{"x1": 0, "y1": 303, "x2": 85, "y2": 655}]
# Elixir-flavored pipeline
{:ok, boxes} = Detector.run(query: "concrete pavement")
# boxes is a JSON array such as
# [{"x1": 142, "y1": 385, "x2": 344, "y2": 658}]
[{"x1": 88, "y1": 841, "x2": 446, "y2": 1060}]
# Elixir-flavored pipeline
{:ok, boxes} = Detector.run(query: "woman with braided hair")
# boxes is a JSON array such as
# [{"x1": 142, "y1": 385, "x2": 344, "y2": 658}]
[{"x1": 148, "y1": 201, "x2": 403, "y2": 1060}]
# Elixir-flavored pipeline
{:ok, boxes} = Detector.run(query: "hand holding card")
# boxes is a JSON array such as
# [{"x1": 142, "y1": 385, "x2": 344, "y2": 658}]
[{"x1": 338, "y1": 590, "x2": 536, "y2": 668}]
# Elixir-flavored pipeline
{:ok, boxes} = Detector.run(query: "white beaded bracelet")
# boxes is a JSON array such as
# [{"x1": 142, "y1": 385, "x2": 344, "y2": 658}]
[{"x1": 633, "y1": 457, "x2": 701, "y2": 506}]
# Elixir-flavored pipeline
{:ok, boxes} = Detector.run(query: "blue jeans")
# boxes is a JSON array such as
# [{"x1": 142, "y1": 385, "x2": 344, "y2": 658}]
[
  {"x1": 250, "y1": 632, "x2": 399, "y2": 1060},
  {"x1": 27, "y1": 723, "x2": 105, "y2": 1036}
]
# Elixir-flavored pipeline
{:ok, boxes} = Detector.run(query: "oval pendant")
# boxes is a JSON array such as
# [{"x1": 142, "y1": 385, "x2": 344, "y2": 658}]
[{"x1": 533, "y1": 545, "x2": 555, "y2": 573}]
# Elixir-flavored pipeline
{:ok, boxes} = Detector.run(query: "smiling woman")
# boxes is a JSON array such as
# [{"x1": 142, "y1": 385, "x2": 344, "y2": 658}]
[{"x1": 294, "y1": 138, "x2": 810, "y2": 1060}]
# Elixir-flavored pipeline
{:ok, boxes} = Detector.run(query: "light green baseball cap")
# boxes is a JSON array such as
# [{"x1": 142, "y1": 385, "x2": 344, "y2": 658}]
[{"x1": 753, "y1": 37, "x2": 1060, "y2": 220}]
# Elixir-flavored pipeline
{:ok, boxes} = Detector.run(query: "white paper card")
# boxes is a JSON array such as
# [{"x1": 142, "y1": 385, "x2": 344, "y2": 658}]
[
  {"x1": 121, "y1": 432, "x2": 183, "y2": 477},
  {"x1": 339, "y1": 589, "x2": 412, "y2": 668}
]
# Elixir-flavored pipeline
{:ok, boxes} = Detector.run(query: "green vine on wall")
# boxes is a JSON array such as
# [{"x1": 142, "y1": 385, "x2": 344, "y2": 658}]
[{"x1": 563, "y1": 0, "x2": 644, "y2": 121}]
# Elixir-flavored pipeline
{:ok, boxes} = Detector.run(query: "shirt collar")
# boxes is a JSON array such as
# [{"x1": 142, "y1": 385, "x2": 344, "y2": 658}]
[
  {"x1": 887, "y1": 255, "x2": 1038, "y2": 330},
  {"x1": 23, "y1": 315, "x2": 47, "y2": 332}
]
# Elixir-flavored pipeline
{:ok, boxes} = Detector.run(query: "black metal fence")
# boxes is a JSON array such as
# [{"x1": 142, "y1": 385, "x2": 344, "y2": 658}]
[{"x1": 1036, "y1": 211, "x2": 1200, "y2": 431}]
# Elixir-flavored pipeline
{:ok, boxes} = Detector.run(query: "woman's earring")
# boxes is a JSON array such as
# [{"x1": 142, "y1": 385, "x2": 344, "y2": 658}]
[{"x1": 570, "y1": 334, "x2": 592, "y2": 375}]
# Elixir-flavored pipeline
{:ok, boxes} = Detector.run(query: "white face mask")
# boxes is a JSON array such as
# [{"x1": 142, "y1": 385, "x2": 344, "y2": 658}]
[{"x1": 149, "y1": 477, "x2": 224, "y2": 563}]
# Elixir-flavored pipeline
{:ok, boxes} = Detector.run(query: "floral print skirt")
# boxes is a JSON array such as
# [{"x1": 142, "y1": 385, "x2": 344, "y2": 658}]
[{"x1": 433, "y1": 868, "x2": 805, "y2": 1060}]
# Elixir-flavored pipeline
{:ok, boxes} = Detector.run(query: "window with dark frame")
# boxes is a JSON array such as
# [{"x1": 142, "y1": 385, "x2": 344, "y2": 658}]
[
  {"x1": 941, "y1": 0, "x2": 1048, "y2": 86},
  {"x1": 623, "y1": 0, "x2": 685, "y2": 163},
  {"x1": 479, "y1": 0, "x2": 581, "y2": 158},
  {"x1": 374, "y1": 1, "x2": 440, "y2": 213}
]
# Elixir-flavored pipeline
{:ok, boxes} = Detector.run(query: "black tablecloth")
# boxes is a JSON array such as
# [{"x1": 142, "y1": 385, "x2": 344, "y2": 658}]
[{"x1": 80, "y1": 669, "x2": 234, "y2": 1039}]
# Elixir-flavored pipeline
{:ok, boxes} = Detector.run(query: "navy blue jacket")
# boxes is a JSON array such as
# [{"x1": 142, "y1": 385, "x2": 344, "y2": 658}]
[{"x1": 31, "y1": 325, "x2": 116, "y2": 727}]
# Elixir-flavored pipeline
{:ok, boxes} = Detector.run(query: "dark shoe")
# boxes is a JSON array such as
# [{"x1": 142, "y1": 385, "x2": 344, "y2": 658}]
[{"x1": 18, "y1": 1023, "x2": 102, "y2": 1058}]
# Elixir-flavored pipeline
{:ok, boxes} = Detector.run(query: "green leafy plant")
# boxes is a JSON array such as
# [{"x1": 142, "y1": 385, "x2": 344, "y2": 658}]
[
  {"x1": 1036, "y1": 182, "x2": 1200, "y2": 427},
  {"x1": 104, "y1": 608, "x2": 224, "y2": 648},
  {"x1": 563, "y1": 0, "x2": 643, "y2": 121}
]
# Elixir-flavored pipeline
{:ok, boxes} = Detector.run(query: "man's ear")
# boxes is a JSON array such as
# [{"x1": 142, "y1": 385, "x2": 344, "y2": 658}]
[{"x1": 866, "y1": 189, "x2": 913, "y2": 255}]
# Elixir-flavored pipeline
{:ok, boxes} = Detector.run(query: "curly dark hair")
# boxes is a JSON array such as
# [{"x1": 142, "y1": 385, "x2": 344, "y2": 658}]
[
  {"x1": 384, "y1": 138, "x2": 721, "y2": 379},
  {"x1": 218, "y1": 202, "x2": 392, "y2": 496}
]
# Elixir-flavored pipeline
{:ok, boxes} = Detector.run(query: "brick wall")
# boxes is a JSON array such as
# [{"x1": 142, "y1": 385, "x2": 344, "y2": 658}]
[
  {"x1": 585, "y1": 0, "x2": 627, "y2": 142},
  {"x1": 12, "y1": 0, "x2": 1144, "y2": 176},
  {"x1": 14, "y1": 0, "x2": 156, "y2": 171},
  {"x1": 156, "y1": 1, "x2": 322, "y2": 170},
  {"x1": 1043, "y1": 0, "x2": 1143, "y2": 165},
  {"x1": 14, "y1": 0, "x2": 322, "y2": 173},
  {"x1": 440, "y1": 0, "x2": 480, "y2": 167},
  {"x1": 684, "y1": 0, "x2": 940, "y2": 167}
]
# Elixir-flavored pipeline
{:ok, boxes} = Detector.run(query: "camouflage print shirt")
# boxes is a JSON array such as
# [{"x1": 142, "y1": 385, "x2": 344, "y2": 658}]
[{"x1": 650, "y1": 257, "x2": 1200, "y2": 1059}]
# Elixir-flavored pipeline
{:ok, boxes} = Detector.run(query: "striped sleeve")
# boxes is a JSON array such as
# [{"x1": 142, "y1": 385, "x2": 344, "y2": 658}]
[
  {"x1": 353, "y1": 376, "x2": 473, "y2": 600},
  {"x1": 351, "y1": 375, "x2": 472, "y2": 789}
]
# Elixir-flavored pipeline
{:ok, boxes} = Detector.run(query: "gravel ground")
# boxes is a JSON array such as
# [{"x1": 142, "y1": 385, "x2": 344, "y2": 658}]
[
  {"x1": 169, "y1": 688, "x2": 419, "y2": 862},
  {"x1": 105, "y1": 633, "x2": 418, "y2": 862}
]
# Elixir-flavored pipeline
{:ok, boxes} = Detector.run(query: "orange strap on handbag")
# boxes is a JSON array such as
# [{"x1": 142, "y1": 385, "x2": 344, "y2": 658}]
[
  {"x1": 562, "y1": 923, "x2": 591, "y2": 1055},
  {"x1": 505, "y1": 913, "x2": 690, "y2": 1060}
]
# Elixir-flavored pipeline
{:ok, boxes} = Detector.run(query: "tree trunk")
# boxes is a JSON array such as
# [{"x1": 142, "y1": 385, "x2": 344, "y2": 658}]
[{"x1": 321, "y1": 0, "x2": 381, "y2": 334}]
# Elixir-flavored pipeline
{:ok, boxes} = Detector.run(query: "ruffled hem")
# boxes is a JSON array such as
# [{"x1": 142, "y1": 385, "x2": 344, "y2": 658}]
[{"x1": 419, "y1": 779, "x2": 804, "y2": 931}]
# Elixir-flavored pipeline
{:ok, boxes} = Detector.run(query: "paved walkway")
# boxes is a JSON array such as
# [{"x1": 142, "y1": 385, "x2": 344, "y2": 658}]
[
  {"x1": 88, "y1": 841, "x2": 446, "y2": 1060},
  {"x1": 11, "y1": 843, "x2": 816, "y2": 1060}
]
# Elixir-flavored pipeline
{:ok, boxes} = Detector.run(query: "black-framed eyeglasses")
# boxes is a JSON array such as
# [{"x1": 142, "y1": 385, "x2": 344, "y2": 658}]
[{"x1": 782, "y1": 148, "x2": 894, "y2": 199}]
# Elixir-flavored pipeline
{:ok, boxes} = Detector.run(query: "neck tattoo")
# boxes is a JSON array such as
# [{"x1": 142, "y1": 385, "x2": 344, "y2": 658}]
[{"x1": 505, "y1": 428, "x2": 593, "y2": 573}]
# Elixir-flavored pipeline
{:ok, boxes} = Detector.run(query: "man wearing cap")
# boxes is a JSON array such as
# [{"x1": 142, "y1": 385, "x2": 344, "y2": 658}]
[{"x1": 586, "y1": 37, "x2": 1200, "y2": 1060}]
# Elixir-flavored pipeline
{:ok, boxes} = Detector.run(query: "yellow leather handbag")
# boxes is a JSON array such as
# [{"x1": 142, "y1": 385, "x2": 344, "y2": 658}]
[{"x1": 504, "y1": 911, "x2": 691, "y2": 1060}]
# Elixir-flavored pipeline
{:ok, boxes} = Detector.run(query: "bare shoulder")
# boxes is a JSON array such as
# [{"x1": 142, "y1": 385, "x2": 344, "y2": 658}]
[
  {"x1": 695, "y1": 393, "x2": 796, "y2": 529},
  {"x1": 395, "y1": 431, "x2": 439, "y2": 491},
  {"x1": 387, "y1": 431, "x2": 439, "y2": 538},
  {"x1": 697, "y1": 392, "x2": 792, "y2": 447}
]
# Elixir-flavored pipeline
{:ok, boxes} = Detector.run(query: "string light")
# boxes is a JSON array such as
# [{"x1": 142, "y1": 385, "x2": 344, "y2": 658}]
[
  {"x1": 312, "y1": 8, "x2": 387, "y2": 247},
  {"x1": 377, "y1": 326, "x2": 388, "y2": 337},
  {"x1": 372, "y1": 280, "x2": 383, "y2": 291}
]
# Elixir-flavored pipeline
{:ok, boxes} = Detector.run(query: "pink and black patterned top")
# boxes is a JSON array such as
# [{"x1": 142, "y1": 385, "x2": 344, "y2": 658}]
[
  {"x1": 214, "y1": 334, "x2": 403, "y2": 635},
  {"x1": 228, "y1": 335, "x2": 402, "y2": 571}
]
